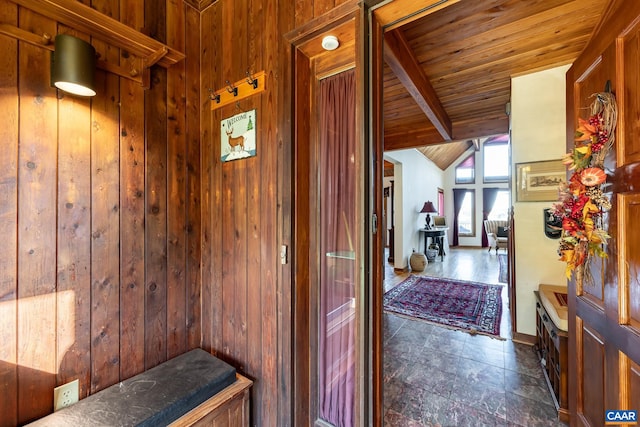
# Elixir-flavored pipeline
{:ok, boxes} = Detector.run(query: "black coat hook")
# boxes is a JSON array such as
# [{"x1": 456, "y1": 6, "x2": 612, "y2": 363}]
[
  {"x1": 245, "y1": 70, "x2": 258, "y2": 89},
  {"x1": 208, "y1": 87, "x2": 220, "y2": 103},
  {"x1": 225, "y1": 80, "x2": 238, "y2": 96}
]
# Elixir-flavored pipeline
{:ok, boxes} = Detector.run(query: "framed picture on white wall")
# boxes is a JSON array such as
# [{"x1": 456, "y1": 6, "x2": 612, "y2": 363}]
[{"x1": 515, "y1": 159, "x2": 565, "y2": 202}]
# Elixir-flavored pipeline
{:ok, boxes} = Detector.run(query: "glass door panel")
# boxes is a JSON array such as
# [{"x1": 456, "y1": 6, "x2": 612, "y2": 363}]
[{"x1": 317, "y1": 69, "x2": 356, "y2": 427}]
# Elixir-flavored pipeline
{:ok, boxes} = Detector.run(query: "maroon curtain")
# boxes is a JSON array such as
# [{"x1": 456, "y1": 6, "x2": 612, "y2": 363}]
[
  {"x1": 482, "y1": 188, "x2": 500, "y2": 247},
  {"x1": 318, "y1": 69, "x2": 356, "y2": 427},
  {"x1": 452, "y1": 189, "x2": 467, "y2": 246}
]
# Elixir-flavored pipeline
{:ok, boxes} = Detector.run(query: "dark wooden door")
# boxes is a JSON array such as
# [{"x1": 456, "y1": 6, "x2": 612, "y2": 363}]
[{"x1": 567, "y1": 1, "x2": 640, "y2": 425}]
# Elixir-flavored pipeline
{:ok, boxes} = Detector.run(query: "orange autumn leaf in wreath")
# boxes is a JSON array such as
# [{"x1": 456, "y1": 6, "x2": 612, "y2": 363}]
[
  {"x1": 575, "y1": 117, "x2": 597, "y2": 142},
  {"x1": 568, "y1": 173, "x2": 586, "y2": 195},
  {"x1": 580, "y1": 167, "x2": 606, "y2": 186},
  {"x1": 582, "y1": 216, "x2": 595, "y2": 240},
  {"x1": 582, "y1": 199, "x2": 599, "y2": 218},
  {"x1": 559, "y1": 247, "x2": 586, "y2": 279},
  {"x1": 559, "y1": 249, "x2": 575, "y2": 278}
]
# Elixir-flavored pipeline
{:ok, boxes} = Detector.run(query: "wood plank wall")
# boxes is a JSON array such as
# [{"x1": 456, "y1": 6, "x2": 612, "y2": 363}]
[
  {"x1": 295, "y1": 0, "x2": 355, "y2": 27},
  {"x1": 200, "y1": 0, "x2": 295, "y2": 425},
  {"x1": 0, "y1": 0, "x2": 357, "y2": 424},
  {"x1": 199, "y1": 1, "x2": 360, "y2": 425},
  {"x1": 0, "y1": 0, "x2": 201, "y2": 424}
]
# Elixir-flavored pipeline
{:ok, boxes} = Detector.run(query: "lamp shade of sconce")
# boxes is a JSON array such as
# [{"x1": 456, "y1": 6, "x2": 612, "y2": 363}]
[
  {"x1": 321, "y1": 35, "x2": 339, "y2": 51},
  {"x1": 51, "y1": 34, "x2": 96, "y2": 97}
]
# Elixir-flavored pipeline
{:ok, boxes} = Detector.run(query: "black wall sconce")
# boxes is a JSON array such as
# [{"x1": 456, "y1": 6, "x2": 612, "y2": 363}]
[
  {"x1": 543, "y1": 208, "x2": 562, "y2": 239},
  {"x1": 50, "y1": 34, "x2": 96, "y2": 97}
]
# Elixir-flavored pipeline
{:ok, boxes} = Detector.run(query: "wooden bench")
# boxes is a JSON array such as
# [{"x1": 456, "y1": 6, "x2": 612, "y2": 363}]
[
  {"x1": 169, "y1": 374, "x2": 251, "y2": 426},
  {"x1": 28, "y1": 349, "x2": 251, "y2": 426}
]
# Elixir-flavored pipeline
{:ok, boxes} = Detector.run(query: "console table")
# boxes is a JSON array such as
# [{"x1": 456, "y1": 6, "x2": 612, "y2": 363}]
[
  {"x1": 534, "y1": 289, "x2": 569, "y2": 423},
  {"x1": 419, "y1": 228, "x2": 447, "y2": 261}
]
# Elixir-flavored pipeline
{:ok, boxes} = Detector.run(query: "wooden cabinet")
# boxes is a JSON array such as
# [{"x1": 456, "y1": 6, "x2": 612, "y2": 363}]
[{"x1": 534, "y1": 291, "x2": 568, "y2": 423}]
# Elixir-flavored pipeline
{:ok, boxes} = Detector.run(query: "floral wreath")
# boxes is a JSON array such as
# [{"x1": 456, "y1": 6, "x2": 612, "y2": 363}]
[{"x1": 553, "y1": 91, "x2": 617, "y2": 280}]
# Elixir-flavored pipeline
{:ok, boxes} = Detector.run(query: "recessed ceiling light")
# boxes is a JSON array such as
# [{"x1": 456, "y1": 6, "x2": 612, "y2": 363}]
[{"x1": 321, "y1": 35, "x2": 339, "y2": 51}]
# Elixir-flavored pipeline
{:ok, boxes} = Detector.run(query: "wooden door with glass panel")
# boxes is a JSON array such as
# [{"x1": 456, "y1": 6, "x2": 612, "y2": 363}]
[{"x1": 289, "y1": 6, "x2": 365, "y2": 427}]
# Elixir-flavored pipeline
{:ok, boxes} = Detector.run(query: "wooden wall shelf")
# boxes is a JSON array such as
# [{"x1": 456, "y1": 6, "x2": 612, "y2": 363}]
[
  {"x1": 4, "y1": 0, "x2": 185, "y2": 87},
  {"x1": 13, "y1": 0, "x2": 185, "y2": 67}
]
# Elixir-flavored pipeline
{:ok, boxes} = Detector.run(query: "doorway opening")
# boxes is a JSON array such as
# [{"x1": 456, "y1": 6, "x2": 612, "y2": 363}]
[{"x1": 369, "y1": 2, "x2": 550, "y2": 424}]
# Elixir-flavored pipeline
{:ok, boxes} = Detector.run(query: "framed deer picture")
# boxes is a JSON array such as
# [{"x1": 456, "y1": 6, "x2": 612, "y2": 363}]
[{"x1": 220, "y1": 109, "x2": 257, "y2": 162}]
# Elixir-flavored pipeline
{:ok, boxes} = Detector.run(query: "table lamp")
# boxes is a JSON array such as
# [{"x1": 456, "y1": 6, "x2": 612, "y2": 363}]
[{"x1": 420, "y1": 201, "x2": 438, "y2": 230}]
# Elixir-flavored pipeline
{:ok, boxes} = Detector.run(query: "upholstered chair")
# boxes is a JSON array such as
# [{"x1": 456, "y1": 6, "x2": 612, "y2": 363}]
[{"x1": 483, "y1": 219, "x2": 509, "y2": 253}]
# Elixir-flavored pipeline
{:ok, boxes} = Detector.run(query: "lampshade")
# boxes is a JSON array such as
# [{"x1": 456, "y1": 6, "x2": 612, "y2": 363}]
[
  {"x1": 51, "y1": 34, "x2": 96, "y2": 97},
  {"x1": 419, "y1": 201, "x2": 437, "y2": 214}
]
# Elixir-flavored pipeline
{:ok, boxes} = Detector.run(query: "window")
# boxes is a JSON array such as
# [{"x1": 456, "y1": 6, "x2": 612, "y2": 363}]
[
  {"x1": 457, "y1": 190, "x2": 475, "y2": 236},
  {"x1": 455, "y1": 154, "x2": 475, "y2": 184},
  {"x1": 488, "y1": 190, "x2": 510, "y2": 221},
  {"x1": 483, "y1": 135, "x2": 509, "y2": 182},
  {"x1": 437, "y1": 188, "x2": 444, "y2": 216}
]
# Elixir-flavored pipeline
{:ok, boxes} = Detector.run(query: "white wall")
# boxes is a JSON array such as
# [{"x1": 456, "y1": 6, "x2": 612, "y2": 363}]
[
  {"x1": 511, "y1": 65, "x2": 570, "y2": 336},
  {"x1": 384, "y1": 150, "x2": 443, "y2": 269},
  {"x1": 443, "y1": 146, "x2": 509, "y2": 247}
]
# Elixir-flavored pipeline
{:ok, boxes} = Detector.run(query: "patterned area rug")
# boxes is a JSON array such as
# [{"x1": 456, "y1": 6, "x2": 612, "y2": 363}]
[
  {"x1": 498, "y1": 253, "x2": 508, "y2": 283},
  {"x1": 384, "y1": 275, "x2": 503, "y2": 338}
]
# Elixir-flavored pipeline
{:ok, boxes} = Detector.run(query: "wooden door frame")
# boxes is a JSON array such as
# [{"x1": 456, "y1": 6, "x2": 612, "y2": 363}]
[
  {"x1": 286, "y1": 3, "x2": 367, "y2": 425},
  {"x1": 369, "y1": 10, "x2": 384, "y2": 426},
  {"x1": 288, "y1": 1, "x2": 472, "y2": 424}
]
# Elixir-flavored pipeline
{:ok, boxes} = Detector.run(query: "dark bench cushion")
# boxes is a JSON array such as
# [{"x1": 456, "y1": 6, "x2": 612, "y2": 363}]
[{"x1": 29, "y1": 348, "x2": 236, "y2": 427}]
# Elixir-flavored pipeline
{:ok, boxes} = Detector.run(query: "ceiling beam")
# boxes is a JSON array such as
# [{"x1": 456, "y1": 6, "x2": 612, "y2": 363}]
[
  {"x1": 383, "y1": 115, "x2": 508, "y2": 151},
  {"x1": 371, "y1": 0, "x2": 461, "y2": 30},
  {"x1": 384, "y1": 127, "x2": 444, "y2": 151},
  {"x1": 383, "y1": 29, "x2": 453, "y2": 141}
]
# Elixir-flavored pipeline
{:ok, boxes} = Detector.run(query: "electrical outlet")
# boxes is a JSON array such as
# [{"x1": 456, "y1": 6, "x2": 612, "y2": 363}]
[{"x1": 53, "y1": 379, "x2": 79, "y2": 411}]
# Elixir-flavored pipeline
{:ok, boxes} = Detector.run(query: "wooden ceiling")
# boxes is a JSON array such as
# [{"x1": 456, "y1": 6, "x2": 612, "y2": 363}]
[{"x1": 383, "y1": 0, "x2": 610, "y2": 169}]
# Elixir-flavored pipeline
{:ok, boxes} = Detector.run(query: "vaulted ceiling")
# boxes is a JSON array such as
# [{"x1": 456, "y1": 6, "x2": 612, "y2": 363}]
[{"x1": 383, "y1": 0, "x2": 611, "y2": 169}]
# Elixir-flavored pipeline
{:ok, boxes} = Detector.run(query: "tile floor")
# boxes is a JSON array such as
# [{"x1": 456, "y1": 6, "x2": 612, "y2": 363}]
[{"x1": 383, "y1": 248, "x2": 567, "y2": 426}]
